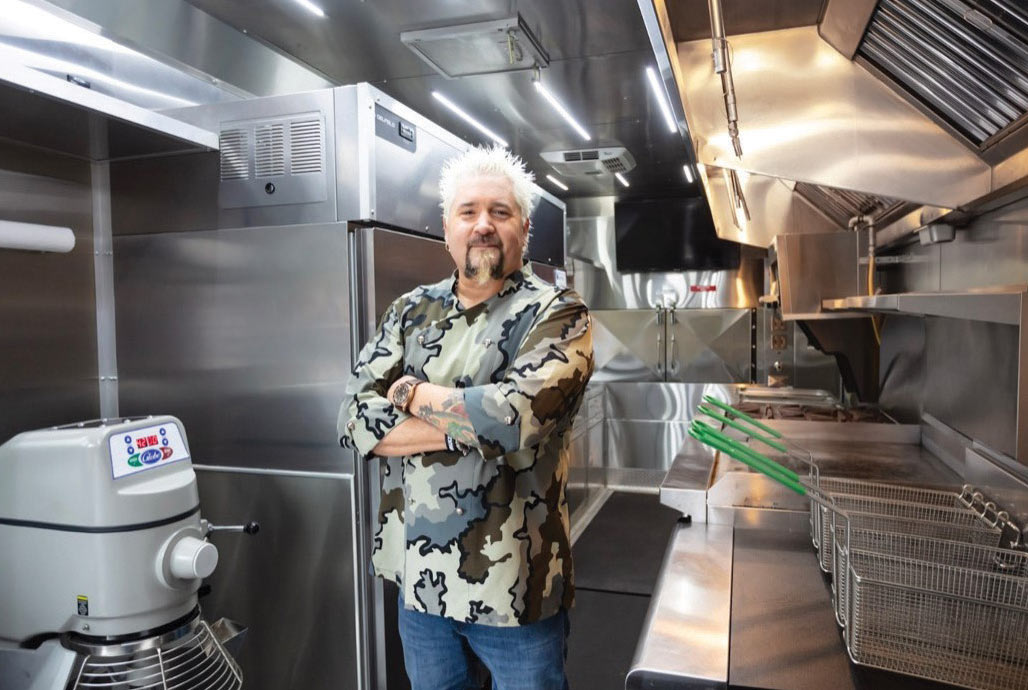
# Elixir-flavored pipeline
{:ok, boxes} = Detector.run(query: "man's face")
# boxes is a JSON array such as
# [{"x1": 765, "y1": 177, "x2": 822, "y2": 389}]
[{"x1": 444, "y1": 175, "x2": 529, "y2": 285}]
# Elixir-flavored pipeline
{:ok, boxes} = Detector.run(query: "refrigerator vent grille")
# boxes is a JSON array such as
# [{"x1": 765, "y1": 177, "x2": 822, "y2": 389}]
[
  {"x1": 255, "y1": 123, "x2": 285, "y2": 178},
  {"x1": 219, "y1": 129, "x2": 249, "y2": 181},
  {"x1": 290, "y1": 119, "x2": 323, "y2": 174}
]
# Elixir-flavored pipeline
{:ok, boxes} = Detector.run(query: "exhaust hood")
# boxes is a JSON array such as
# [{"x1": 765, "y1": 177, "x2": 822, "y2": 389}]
[{"x1": 644, "y1": 0, "x2": 1028, "y2": 247}]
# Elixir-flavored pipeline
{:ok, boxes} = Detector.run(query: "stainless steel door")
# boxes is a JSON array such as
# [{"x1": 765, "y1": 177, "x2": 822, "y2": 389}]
[{"x1": 348, "y1": 225, "x2": 454, "y2": 690}]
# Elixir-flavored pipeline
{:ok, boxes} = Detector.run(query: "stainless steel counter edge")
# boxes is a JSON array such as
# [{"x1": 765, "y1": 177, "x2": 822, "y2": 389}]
[{"x1": 626, "y1": 521, "x2": 733, "y2": 690}]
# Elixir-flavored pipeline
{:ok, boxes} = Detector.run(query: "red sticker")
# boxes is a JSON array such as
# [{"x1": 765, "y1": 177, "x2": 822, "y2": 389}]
[
  {"x1": 161, "y1": 447, "x2": 174, "y2": 460},
  {"x1": 689, "y1": 285, "x2": 717, "y2": 292}
]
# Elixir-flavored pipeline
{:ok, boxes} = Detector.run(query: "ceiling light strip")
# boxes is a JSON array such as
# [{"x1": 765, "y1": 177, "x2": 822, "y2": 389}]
[
  {"x1": 646, "y1": 67, "x2": 677, "y2": 133},
  {"x1": 545, "y1": 174, "x2": 569, "y2": 191},
  {"x1": 432, "y1": 91, "x2": 509, "y2": 147},
  {"x1": 615, "y1": 172, "x2": 630, "y2": 188},
  {"x1": 292, "y1": 0, "x2": 325, "y2": 17},
  {"x1": 534, "y1": 82, "x2": 591, "y2": 141}
]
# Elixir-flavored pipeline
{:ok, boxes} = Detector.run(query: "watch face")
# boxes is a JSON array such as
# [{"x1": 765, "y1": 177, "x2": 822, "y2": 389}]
[{"x1": 393, "y1": 381, "x2": 411, "y2": 407}]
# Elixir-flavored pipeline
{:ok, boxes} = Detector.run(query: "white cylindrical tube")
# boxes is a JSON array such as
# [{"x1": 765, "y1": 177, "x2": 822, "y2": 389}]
[{"x1": 0, "y1": 220, "x2": 76, "y2": 253}]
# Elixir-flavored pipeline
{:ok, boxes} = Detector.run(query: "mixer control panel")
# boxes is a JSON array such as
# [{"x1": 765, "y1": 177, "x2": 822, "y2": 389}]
[{"x1": 107, "y1": 422, "x2": 189, "y2": 479}]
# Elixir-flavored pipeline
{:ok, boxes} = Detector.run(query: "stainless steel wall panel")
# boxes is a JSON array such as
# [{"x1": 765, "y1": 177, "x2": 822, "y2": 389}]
[
  {"x1": 923, "y1": 316, "x2": 1019, "y2": 459},
  {"x1": 0, "y1": 141, "x2": 98, "y2": 442},
  {"x1": 194, "y1": 467, "x2": 357, "y2": 690},
  {"x1": 878, "y1": 315, "x2": 926, "y2": 425},
  {"x1": 110, "y1": 151, "x2": 220, "y2": 235},
  {"x1": 666, "y1": 308, "x2": 752, "y2": 383},
  {"x1": 114, "y1": 223, "x2": 353, "y2": 473}
]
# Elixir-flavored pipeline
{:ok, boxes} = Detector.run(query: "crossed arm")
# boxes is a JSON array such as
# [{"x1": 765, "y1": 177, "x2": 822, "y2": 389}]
[{"x1": 372, "y1": 380, "x2": 475, "y2": 456}]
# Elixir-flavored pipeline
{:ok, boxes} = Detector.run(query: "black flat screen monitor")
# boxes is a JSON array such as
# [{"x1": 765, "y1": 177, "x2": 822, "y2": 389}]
[
  {"x1": 614, "y1": 197, "x2": 739, "y2": 272},
  {"x1": 528, "y1": 195, "x2": 565, "y2": 267}
]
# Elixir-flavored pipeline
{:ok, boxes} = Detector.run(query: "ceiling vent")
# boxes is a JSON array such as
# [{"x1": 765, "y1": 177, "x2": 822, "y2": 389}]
[
  {"x1": 401, "y1": 15, "x2": 549, "y2": 79},
  {"x1": 541, "y1": 147, "x2": 637, "y2": 177}
]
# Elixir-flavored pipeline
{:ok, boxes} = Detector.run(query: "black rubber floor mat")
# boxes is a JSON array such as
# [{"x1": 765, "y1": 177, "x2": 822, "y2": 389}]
[
  {"x1": 567, "y1": 589, "x2": 651, "y2": 690},
  {"x1": 572, "y1": 492, "x2": 682, "y2": 596}
]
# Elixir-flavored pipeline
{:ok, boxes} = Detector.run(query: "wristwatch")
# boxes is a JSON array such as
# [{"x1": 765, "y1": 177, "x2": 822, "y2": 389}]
[{"x1": 391, "y1": 377, "x2": 422, "y2": 413}]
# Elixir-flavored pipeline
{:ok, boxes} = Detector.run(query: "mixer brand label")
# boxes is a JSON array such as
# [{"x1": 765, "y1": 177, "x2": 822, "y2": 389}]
[
  {"x1": 77, "y1": 595, "x2": 88, "y2": 616},
  {"x1": 108, "y1": 422, "x2": 190, "y2": 479}
]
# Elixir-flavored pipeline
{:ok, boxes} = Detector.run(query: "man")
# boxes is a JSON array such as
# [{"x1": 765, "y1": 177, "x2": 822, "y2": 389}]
[{"x1": 338, "y1": 145, "x2": 593, "y2": 690}]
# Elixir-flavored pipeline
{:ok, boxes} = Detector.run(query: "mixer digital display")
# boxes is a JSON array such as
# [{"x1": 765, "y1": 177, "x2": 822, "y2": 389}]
[{"x1": 107, "y1": 422, "x2": 189, "y2": 479}]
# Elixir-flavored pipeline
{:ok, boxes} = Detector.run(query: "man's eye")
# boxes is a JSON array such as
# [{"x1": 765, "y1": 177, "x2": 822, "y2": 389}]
[{"x1": 493, "y1": 210, "x2": 510, "y2": 218}]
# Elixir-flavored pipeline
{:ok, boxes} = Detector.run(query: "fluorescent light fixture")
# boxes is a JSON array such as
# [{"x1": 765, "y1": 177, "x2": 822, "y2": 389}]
[
  {"x1": 534, "y1": 81, "x2": 591, "y2": 141},
  {"x1": 545, "y1": 174, "x2": 568, "y2": 191},
  {"x1": 683, "y1": 164, "x2": 695, "y2": 183},
  {"x1": 292, "y1": 0, "x2": 325, "y2": 17},
  {"x1": 646, "y1": 67, "x2": 677, "y2": 134},
  {"x1": 615, "y1": 172, "x2": 630, "y2": 188},
  {"x1": 0, "y1": 220, "x2": 75, "y2": 253},
  {"x1": 432, "y1": 91, "x2": 509, "y2": 147}
]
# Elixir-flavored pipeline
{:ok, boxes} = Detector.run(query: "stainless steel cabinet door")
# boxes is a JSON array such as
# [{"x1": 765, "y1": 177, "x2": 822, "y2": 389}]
[
  {"x1": 665, "y1": 308, "x2": 753, "y2": 383},
  {"x1": 591, "y1": 309, "x2": 665, "y2": 382}
]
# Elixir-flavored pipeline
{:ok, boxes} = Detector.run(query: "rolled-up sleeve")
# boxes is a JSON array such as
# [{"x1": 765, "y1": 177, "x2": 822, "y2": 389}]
[
  {"x1": 338, "y1": 299, "x2": 410, "y2": 460},
  {"x1": 463, "y1": 291, "x2": 593, "y2": 460}
]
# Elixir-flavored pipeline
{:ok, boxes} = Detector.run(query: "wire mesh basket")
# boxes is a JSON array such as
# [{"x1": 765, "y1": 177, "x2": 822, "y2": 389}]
[
  {"x1": 810, "y1": 479, "x2": 987, "y2": 569},
  {"x1": 818, "y1": 493, "x2": 1001, "y2": 574},
  {"x1": 831, "y1": 518, "x2": 1014, "y2": 627},
  {"x1": 844, "y1": 548, "x2": 1028, "y2": 690}
]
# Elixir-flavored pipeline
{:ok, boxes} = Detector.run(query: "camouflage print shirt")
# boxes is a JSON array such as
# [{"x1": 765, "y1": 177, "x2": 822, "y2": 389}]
[{"x1": 338, "y1": 262, "x2": 593, "y2": 626}]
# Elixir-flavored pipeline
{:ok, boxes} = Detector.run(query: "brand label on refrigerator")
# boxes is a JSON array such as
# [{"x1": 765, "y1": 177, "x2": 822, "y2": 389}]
[{"x1": 108, "y1": 423, "x2": 189, "y2": 479}]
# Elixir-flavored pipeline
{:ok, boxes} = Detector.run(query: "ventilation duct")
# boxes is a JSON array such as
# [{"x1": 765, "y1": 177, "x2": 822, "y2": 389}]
[
  {"x1": 400, "y1": 15, "x2": 549, "y2": 79},
  {"x1": 857, "y1": 0, "x2": 1028, "y2": 148}
]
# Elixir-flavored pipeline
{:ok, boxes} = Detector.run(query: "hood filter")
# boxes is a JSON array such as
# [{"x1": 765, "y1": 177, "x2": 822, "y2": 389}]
[{"x1": 858, "y1": 0, "x2": 1028, "y2": 147}]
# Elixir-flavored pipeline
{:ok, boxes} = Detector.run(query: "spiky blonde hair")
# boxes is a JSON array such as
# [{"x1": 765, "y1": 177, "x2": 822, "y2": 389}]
[{"x1": 438, "y1": 145, "x2": 536, "y2": 221}]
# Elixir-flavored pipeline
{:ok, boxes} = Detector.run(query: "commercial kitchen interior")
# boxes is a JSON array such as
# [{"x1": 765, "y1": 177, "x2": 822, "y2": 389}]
[{"x1": 2, "y1": 0, "x2": 1028, "y2": 689}]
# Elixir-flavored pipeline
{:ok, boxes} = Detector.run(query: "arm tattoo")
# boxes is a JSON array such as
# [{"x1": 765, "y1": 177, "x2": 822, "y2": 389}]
[{"x1": 414, "y1": 390, "x2": 477, "y2": 446}]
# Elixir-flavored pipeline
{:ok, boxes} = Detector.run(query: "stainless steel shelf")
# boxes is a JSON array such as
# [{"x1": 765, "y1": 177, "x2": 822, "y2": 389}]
[
  {"x1": 822, "y1": 287, "x2": 1027, "y2": 325},
  {"x1": 0, "y1": 62, "x2": 218, "y2": 161}
]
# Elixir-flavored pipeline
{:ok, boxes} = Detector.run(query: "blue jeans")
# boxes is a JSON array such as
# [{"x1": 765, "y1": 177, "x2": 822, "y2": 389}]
[{"x1": 397, "y1": 597, "x2": 570, "y2": 690}]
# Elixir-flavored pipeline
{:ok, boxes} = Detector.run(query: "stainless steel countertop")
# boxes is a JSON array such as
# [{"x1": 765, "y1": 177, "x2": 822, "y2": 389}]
[
  {"x1": 626, "y1": 520, "x2": 733, "y2": 689},
  {"x1": 639, "y1": 420, "x2": 968, "y2": 689}
]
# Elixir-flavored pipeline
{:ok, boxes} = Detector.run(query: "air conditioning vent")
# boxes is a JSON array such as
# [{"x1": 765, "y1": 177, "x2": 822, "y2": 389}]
[
  {"x1": 290, "y1": 118, "x2": 323, "y2": 174},
  {"x1": 541, "y1": 147, "x2": 636, "y2": 177},
  {"x1": 219, "y1": 129, "x2": 249, "y2": 181},
  {"x1": 603, "y1": 158, "x2": 628, "y2": 173},
  {"x1": 254, "y1": 124, "x2": 285, "y2": 178}
]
